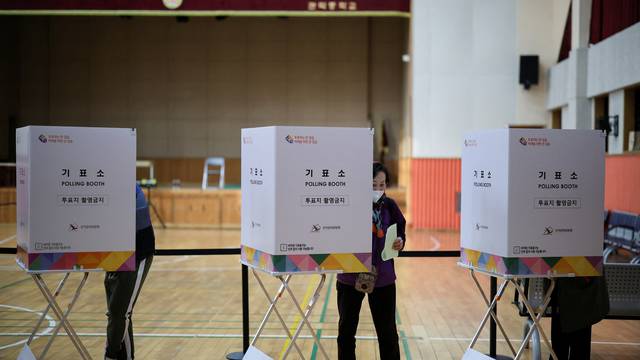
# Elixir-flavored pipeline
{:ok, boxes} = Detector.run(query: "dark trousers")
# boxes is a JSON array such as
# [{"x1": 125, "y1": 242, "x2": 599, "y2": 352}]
[
  {"x1": 550, "y1": 313, "x2": 592, "y2": 360},
  {"x1": 104, "y1": 255, "x2": 153, "y2": 360},
  {"x1": 336, "y1": 281, "x2": 400, "y2": 360}
]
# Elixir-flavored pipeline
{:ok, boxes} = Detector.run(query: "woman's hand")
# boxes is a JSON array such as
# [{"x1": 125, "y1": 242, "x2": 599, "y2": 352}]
[{"x1": 392, "y1": 237, "x2": 404, "y2": 251}]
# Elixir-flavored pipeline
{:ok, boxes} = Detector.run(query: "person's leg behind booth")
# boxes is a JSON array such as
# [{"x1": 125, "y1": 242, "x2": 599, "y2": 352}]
[
  {"x1": 124, "y1": 256, "x2": 153, "y2": 360},
  {"x1": 337, "y1": 281, "x2": 366, "y2": 360},
  {"x1": 549, "y1": 275, "x2": 608, "y2": 360},
  {"x1": 104, "y1": 255, "x2": 153, "y2": 360},
  {"x1": 550, "y1": 311, "x2": 570, "y2": 360},
  {"x1": 368, "y1": 283, "x2": 400, "y2": 360},
  {"x1": 567, "y1": 326, "x2": 592, "y2": 360},
  {"x1": 104, "y1": 269, "x2": 136, "y2": 360}
]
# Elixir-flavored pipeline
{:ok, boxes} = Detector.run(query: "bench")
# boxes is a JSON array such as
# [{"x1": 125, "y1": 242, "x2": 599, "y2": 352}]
[{"x1": 604, "y1": 210, "x2": 640, "y2": 263}]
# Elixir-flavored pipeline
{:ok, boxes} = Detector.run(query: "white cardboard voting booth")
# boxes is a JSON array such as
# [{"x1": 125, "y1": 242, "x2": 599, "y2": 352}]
[
  {"x1": 459, "y1": 129, "x2": 605, "y2": 360},
  {"x1": 15, "y1": 126, "x2": 136, "y2": 360},
  {"x1": 16, "y1": 126, "x2": 136, "y2": 272},
  {"x1": 240, "y1": 126, "x2": 373, "y2": 360},
  {"x1": 240, "y1": 126, "x2": 373, "y2": 274},
  {"x1": 460, "y1": 129, "x2": 605, "y2": 277}
]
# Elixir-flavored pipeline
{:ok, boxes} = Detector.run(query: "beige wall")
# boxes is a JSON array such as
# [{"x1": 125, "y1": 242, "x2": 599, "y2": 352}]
[
  {"x1": 0, "y1": 17, "x2": 20, "y2": 161},
  {"x1": 515, "y1": 0, "x2": 570, "y2": 127},
  {"x1": 6, "y1": 16, "x2": 406, "y2": 162}
]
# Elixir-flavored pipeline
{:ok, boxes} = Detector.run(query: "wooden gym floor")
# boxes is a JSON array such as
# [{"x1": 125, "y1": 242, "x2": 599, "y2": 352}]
[{"x1": 0, "y1": 224, "x2": 639, "y2": 359}]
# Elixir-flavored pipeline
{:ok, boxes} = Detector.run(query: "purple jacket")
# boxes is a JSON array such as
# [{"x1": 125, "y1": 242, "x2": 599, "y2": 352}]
[{"x1": 337, "y1": 196, "x2": 406, "y2": 288}]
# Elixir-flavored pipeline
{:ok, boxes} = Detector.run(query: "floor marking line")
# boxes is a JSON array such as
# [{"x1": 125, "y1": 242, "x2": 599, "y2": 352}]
[
  {"x1": 310, "y1": 274, "x2": 334, "y2": 360},
  {"x1": 278, "y1": 275, "x2": 318, "y2": 359},
  {"x1": 0, "y1": 277, "x2": 31, "y2": 291},
  {"x1": 0, "y1": 332, "x2": 422, "y2": 341},
  {"x1": 0, "y1": 304, "x2": 56, "y2": 350},
  {"x1": 428, "y1": 235, "x2": 441, "y2": 251},
  {"x1": 0, "y1": 234, "x2": 16, "y2": 245}
]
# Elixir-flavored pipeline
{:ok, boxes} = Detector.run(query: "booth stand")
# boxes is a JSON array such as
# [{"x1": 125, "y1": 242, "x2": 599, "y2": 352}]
[
  {"x1": 19, "y1": 269, "x2": 93, "y2": 360},
  {"x1": 15, "y1": 126, "x2": 137, "y2": 359},
  {"x1": 457, "y1": 263, "x2": 569, "y2": 360},
  {"x1": 241, "y1": 126, "x2": 373, "y2": 359},
  {"x1": 242, "y1": 265, "x2": 332, "y2": 360},
  {"x1": 460, "y1": 129, "x2": 605, "y2": 360}
]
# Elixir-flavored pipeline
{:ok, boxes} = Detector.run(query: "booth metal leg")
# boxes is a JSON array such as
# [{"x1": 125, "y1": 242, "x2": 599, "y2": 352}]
[
  {"x1": 41, "y1": 272, "x2": 89, "y2": 359},
  {"x1": 522, "y1": 319, "x2": 531, "y2": 349},
  {"x1": 531, "y1": 321, "x2": 542, "y2": 360},
  {"x1": 31, "y1": 273, "x2": 93, "y2": 360},
  {"x1": 279, "y1": 274, "x2": 329, "y2": 360},
  {"x1": 468, "y1": 280, "x2": 509, "y2": 350},
  {"x1": 470, "y1": 271, "x2": 517, "y2": 356},
  {"x1": 249, "y1": 270, "x2": 330, "y2": 360},
  {"x1": 250, "y1": 270, "x2": 305, "y2": 359},
  {"x1": 512, "y1": 278, "x2": 556, "y2": 360},
  {"x1": 27, "y1": 273, "x2": 70, "y2": 346}
]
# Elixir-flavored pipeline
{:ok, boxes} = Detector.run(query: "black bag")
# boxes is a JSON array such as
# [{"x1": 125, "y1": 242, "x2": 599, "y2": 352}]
[{"x1": 556, "y1": 273, "x2": 610, "y2": 333}]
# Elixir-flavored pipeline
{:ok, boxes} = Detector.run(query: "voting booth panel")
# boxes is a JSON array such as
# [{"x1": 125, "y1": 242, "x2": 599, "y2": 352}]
[
  {"x1": 241, "y1": 126, "x2": 372, "y2": 274},
  {"x1": 460, "y1": 129, "x2": 605, "y2": 276},
  {"x1": 16, "y1": 126, "x2": 136, "y2": 272}
]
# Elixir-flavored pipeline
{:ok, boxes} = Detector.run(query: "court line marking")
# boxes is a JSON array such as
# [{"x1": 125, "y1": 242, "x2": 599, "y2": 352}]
[
  {"x1": 0, "y1": 317, "x2": 354, "y2": 324},
  {"x1": 423, "y1": 337, "x2": 640, "y2": 346},
  {"x1": 400, "y1": 330, "x2": 412, "y2": 360},
  {"x1": 0, "y1": 266, "x2": 23, "y2": 271},
  {"x1": 156, "y1": 255, "x2": 191, "y2": 265},
  {"x1": 0, "y1": 235, "x2": 16, "y2": 245},
  {"x1": 0, "y1": 332, "x2": 420, "y2": 340},
  {"x1": 0, "y1": 304, "x2": 56, "y2": 350},
  {"x1": 279, "y1": 275, "x2": 318, "y2": 359},
  {"x1": 0, "y1": 277, "x2": 31, "y2": 291},
  {"x1": 0, "y1": 332, "x2": 638, "y2": 347},
  {"x1": 310, "y1": 274, "x2": 334, "y2": 360},
  {"x1": 395, "y1": 304, "x2": 412, "y2": 360},
  {"x1": 428, "y1": 235, "x2": 441, "y2": 251}
]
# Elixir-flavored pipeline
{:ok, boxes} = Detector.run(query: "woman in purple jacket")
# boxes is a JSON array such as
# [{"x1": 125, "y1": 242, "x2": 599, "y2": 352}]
[{"x1": 336, "y1": 162, "x2": 406, "y2": 360}]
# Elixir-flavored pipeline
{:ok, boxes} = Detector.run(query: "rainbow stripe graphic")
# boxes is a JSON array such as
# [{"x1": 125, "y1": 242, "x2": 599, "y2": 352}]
[
  {"x1": 241, "y1": 245, "x2": 371, "y2": 274},
  {"x1": 460, "y1": 247, "x2": 602, "y2": 276},
  {"x1": 17, "y1": 246, "x2": 135, "y2": 272}
]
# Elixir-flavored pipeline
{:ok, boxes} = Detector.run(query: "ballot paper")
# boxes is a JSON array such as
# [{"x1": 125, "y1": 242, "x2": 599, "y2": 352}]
[{"x1": 381, "y1": 223, "x2": 399, "y2": 261}]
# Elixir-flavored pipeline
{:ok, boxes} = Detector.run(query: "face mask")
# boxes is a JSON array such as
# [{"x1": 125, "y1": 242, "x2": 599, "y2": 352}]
[{"x1": 373, "y1": 190, "x2": 384, "y2": 203}]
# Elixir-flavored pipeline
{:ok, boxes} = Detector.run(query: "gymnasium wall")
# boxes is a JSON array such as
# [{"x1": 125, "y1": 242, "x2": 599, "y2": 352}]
[
  {"x1": 0, "y1": 18, "x2": 19, "y2": 161},
  {"x1": 410, "y1": 0, "x2": 568, "y2": 159},
  {"x1": 0, "y1": 16, "x2": 406, "y2": 166},
  {"x1": 408, "y1": 0, "x2": 574, "y2": 229}
]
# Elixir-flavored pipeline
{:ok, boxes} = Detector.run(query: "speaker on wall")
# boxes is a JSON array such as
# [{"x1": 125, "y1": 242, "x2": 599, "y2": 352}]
[{"x1": 519, "y1": 55, "x2": 539, "y2": 90}]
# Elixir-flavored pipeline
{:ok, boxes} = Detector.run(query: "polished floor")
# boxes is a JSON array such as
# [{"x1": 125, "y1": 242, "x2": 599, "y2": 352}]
[{"x1": 0, "y1": 224, "x2": 638, "y2": 359}]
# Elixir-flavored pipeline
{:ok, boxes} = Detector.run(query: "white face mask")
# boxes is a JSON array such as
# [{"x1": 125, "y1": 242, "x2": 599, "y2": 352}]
[{"x1": 373, "y1": 190, "x2": 384, "y2": 203}]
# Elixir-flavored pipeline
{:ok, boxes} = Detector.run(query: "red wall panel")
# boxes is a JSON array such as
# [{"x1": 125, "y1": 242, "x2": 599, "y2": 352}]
[
  {"x1": 605, "y1": 153, "x2": 640, "y2": 214},
  {"x1": 411, "y1": 154, "x2": 640, "y2": 230},
  {"x1": 410, "y1": 158, "x2": 461, "y2": 230}
]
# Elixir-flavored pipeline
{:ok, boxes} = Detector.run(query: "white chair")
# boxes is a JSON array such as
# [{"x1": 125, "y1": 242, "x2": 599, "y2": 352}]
[{"x1": 202, "y1": 157, "x2": 225, "y2": 189}]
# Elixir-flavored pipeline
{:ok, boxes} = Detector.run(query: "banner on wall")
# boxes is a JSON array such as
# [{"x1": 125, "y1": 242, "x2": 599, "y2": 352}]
[
  {"x1": 460, "y1": 129, "x2": 605, "y2": 276},
  {"x1": 0, "y1": 0, "x2": 410, "y2": 13},
  {"x1": 241, "y1": 126, "x2": 372, "y2": 274},
  {"x1": 16, "y1": 126, "x2": 136, "y2": 272}
]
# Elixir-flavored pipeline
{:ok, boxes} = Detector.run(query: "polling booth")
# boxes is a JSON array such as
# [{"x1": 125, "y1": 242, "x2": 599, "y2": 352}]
[
  {"x1": 16, "y1": 126, "x2": 136, "y2": 360},
  {"x1": 458, "y1": 129, "x2": 605, "y2": 360},
  {"x1": 240, "y1": 126, "x2": 372, "y2": 359}
]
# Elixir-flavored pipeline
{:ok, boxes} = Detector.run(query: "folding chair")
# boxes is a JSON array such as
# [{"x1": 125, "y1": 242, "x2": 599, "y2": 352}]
[{"x1": 202, "y1": 157, "x2": 225, "y2": 189}]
